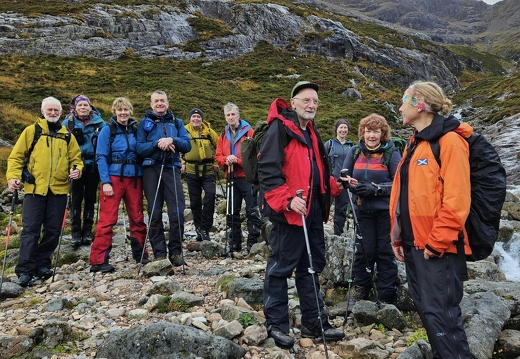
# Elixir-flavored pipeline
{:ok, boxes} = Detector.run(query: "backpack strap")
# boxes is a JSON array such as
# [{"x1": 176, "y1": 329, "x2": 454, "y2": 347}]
[
  {"x1": 430, "y1": 139, "x2": 441, "y2": 167},
  {"x1": 326, "y1": 139, "x2": 335, "y2": 166},
  {"x1": 108, "y1": 122, "x2": 139, "y2": 187}
]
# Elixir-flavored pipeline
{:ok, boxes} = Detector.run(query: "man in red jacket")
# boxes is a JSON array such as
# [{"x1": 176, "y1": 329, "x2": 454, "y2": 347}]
[{"x1": 257, "y1": 81, "x2": 345, "y2": 348}]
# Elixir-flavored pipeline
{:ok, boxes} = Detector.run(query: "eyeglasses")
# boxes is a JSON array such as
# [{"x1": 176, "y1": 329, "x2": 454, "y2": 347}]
[{"x1": 293, "y1": 97, "x2": 320, "y2": 105}]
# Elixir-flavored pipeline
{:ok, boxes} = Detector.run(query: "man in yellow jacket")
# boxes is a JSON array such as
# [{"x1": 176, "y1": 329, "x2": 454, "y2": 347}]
[
  {"x1": 181, "y1": 108, "x2": 219, "y2": 241},
  {"x1": 7, "y1": 96, "x2": 83, "y2": 287}
]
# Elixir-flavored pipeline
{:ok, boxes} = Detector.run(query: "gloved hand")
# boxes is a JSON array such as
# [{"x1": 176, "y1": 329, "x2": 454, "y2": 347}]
[{"x1": 355, "y1": 183, "x2": 377, "y2": 197}]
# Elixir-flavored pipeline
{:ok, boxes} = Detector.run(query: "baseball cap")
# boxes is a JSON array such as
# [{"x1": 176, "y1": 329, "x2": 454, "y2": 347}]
[{"x1": 291, "y1": 81, "x2": 319, "y2": 98}]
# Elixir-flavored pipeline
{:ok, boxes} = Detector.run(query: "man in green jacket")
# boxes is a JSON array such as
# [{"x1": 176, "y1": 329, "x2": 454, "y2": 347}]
[
  {"x1": 7, "y1": 96, "x2": 83, "y2": 287},
  {"x1": 181, "y1": 108, "x2": 219, "y2": 241}
]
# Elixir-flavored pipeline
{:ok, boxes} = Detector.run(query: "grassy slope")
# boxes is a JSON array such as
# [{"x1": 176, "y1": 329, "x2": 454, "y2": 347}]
[{"x1": 0, "y1": 0, "x2": 518, "y2": 190}]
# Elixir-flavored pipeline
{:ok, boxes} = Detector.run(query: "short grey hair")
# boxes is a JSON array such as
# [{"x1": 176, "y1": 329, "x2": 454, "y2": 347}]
[
  {"x1": 151, "y1": 90, "x2": 168, "y2": 103},
  {"x1": 223, "y1": 102, "x2": 239, "y2": 116},
  {"x1": 41, "y1": 97, "x2": 62, "y2": 110}
]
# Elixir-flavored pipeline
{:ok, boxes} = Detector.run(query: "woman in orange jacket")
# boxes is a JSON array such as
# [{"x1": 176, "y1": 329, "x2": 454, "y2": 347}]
[{"x1": 389, "y1": 81, "x2": 473, "y2": 359}]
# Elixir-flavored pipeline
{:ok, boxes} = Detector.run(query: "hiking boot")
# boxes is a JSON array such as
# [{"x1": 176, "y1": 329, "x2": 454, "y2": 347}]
[
  {"x1": 90, "y1": 263, "x2": 115, "y2": 273},
  {"x1": 230, "y1": 243, "x2": 242, "y2": 253},
  {"x1": 154, "y1": 256, "x2": 166, "y2": 261},
  {"x1": 195, "y1": 228, "x2": 203, "y2": 241},
  {"x1": 81, "y1": 232, "x2": 93, "y2": 245},
  {"x1": 301, "y1": 324, "x2": 345, "y2": 341},
  {"x1": 36, "y1": 267, "x2": 53, "y2": 280},
  {"x1": 70, "y1": 234, "x2": 82, "y2": 248},
  {"x1": 137, "y1": 257, "x2": 151, "y2": 265},
  {"x1": 269, "y1": 330, "x2": 294, "y2": 348},
  {"x1": 17, "y1": 273, "x2": 33, "y2": 287},
  {"x1": 170, "y1": 254, "x2": 187, "y2": 267},
  {"x1": 199, "y1": 229, "x2": 210, "y2": 241},
  {"x1": 348, "y1": 285, "x2": 369, "y2": 307}
]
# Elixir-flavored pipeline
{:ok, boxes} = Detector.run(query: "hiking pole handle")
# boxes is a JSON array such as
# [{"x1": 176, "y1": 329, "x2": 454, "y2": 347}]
[
  {"x1": 10, "y1": 190, "x2": 17, "y2": 213},
  {"x1": 296, "y1": 189, "x2": 304, "y2": 199}
]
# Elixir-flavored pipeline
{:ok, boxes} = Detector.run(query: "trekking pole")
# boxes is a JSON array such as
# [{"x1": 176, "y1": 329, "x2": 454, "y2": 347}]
[
  {"x1": 222, "y1": 165, "x2": 231, "y2": 257},
  {"x1": 296, "y1": 190, "x2": 329, "y2": 357},
  {"x1": 340, "y1": 169, "x2": 373, "y2": 324},
  {"x1": 0, "y1": 190, "x2": 17, "y2": 295},
  {"x1": 52, "y1": 165, "x2": 76, "y2": 283},
  {"x1": 138, "y1": 156, "x2": 166, "y2": 276},
  {"x1": 224, "y1": 164, "x2": 235, "y2": 258},
  {"x1": 172, "y1": 161, "x2": 188, "y2": 274},
  {"x1": 121, "y1": 200, "x2": 129, "y2": 262}
]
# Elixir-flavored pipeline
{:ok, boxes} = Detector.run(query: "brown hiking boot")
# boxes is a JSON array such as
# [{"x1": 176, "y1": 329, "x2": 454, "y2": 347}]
[{"x1": 170, "y1": 254, "x2": 187, "y2": 267}]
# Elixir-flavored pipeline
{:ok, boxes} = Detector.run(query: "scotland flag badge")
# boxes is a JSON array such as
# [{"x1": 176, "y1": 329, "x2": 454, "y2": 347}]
[{"x1": 417, "y1": 158, "x2": 428, "y2": 166}]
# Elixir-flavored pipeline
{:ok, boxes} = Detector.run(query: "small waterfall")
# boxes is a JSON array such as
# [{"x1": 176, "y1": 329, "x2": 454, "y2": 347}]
[{"x1": 496, "y1": 233, "x2": 520, "y2": 282}]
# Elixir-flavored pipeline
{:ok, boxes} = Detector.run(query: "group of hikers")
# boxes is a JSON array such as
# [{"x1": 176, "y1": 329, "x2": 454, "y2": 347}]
[{"x1": 5, "y1": 80, "x2": 476, "y2": 358}]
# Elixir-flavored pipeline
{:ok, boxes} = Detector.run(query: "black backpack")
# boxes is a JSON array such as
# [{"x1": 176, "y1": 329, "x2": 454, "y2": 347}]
[
  {"x1": 430, "y1": 133, "x2": 507, "y2": 261},
  {"x1": 240, "y1": 120, "x2": 288, "y2": 190},
  {"x1": 22, "y1": 123, "x2": 71, "y2": 184}
]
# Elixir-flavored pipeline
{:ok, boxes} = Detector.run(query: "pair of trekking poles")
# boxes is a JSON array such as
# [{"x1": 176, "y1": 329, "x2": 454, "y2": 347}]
[
  {"x1": 137, "y1": 154, "x2": 187, "y2": 275},
  {"x1": 0, "y1": 165, "x2": 77, "y2": 294},
  {"x1": 340, "y1": 169, "x2": 380, "y2": 325}
]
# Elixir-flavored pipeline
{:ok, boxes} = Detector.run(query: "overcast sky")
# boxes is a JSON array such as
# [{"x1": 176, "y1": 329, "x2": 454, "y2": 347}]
[{"x1": 483, "y1": 0, "x2": 502, "y2": 4}]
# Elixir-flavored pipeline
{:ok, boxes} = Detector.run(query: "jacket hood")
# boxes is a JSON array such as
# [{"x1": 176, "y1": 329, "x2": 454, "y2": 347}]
[
  {"x1": 415, "y1": 114, "x2": 473, "y2": 142},
  {"x1": 266, "y1": 98, "x2": 310, "y2": 141}
]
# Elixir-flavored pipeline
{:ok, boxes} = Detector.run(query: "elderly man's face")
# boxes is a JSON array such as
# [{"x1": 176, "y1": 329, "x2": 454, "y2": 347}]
[
  {"x1": 291, "y1": 88, "x2": 318, "y2": 123},
  {"x1": 151, "y1": 93, "x2": 169, "y2": 116},
  {"x1": 225, "y1": 109, "x2": 240, "y2": 129},
  {"x1": 42, "y1": 102, "x2": 62, "y2": 123}
]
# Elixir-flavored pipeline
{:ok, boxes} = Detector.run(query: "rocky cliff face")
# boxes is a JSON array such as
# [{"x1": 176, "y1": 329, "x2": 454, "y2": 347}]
[{"x1": 0, "y1": 0, "x2": 462, "y2": 91}]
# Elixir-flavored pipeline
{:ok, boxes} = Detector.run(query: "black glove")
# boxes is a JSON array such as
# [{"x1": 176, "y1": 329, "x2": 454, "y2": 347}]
[{"x1": 355, "y1": 183, "x2": 377, "y2": 197}]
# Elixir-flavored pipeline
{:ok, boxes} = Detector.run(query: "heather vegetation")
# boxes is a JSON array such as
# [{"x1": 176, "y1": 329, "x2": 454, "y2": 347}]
[{"x1": 0, "y1": 0, "x2": 519, "y2": 190}]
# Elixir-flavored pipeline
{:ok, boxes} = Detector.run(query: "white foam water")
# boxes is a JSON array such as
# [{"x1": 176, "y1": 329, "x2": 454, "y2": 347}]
[{"x1": 496, "y1": 233, "x2": 520, "y2": 282}]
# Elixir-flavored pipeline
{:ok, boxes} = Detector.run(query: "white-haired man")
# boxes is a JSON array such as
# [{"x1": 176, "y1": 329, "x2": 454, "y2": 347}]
[{"x1": 7, "y1": 97, "x2": 83, "y2": 287}]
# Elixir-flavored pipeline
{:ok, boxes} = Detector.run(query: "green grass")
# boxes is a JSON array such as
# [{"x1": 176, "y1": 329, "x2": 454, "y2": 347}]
[{"x1": 1, "y1": 0, "x2": 519, "y2": 190}]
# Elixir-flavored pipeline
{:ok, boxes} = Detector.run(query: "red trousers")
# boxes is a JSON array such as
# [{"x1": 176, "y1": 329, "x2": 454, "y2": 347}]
[{"x1": 90, "y1": 176, "x2": 148, "y2": 265}]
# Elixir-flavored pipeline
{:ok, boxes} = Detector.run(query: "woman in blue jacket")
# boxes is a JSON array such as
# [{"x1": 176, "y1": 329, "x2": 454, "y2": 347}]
[
  {"x1": 342, "y1": 113, "x2": 400, "y2": 305},
  {"x1": 63, "y1": 95, "x2": 106, "y2": 248},
  {"x1": 89, "y1": 97, "x2": 149, "y2": 273}
]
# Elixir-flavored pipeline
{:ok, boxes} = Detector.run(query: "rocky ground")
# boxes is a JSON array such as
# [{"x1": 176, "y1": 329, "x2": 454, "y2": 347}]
[{"x1": 0, "y1": 201, "x2": 426, "y2": 359}]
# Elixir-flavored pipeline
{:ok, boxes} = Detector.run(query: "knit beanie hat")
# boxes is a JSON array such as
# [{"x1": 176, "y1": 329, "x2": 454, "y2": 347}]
[
  {"x1": 334, "y1": 119, "x2": 349, "y2": 131},
  {"x1": 189, "y1": 108, "x2": 203, "y2": 119},
  {"x1": 70, "y1": 94, "x2": 91, "y2": 113}
]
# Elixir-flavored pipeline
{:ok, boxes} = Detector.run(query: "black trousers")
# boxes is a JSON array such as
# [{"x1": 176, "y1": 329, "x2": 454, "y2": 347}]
[
  {"x1": 333, "y1": 187, "x2": 349, "y2": 235},
  {"x1": 263, "y1": 194, "x2": 328, "y2": 333},
  {"x1": 142, "y1": 165, "x2": 184, "y2": 259},
  {"x1": 404, "y1": 246, "x2": 471, "y2": 359},
  {"x1": 226, "y1": 177, "x2": 260, "y2": 247},
  {"x1": 16, "y1": 192, "x2": 67, "y2": 276},
  {"x1": 352, "y1": 209, "x2": 398, "y2": 302},
  {"x1": 70, "y1": 164, "x2": 99, "y2": 236},
  {"x1": 186, "y1": 173, "x2": 216, "y2": 233}
]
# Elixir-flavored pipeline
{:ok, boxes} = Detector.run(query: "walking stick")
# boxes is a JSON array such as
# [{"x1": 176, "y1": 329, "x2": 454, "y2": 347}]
[
  {"x1": 223, "y1": 164, "x2": 234, "y2": 257},
  {"x1": 340, "y1": 169, "x2": 374, "y2": 324},
  {"x1": 296, "y1": 189, "x2": 329, "y2": 358},
  {"x1": 172, "y1": 162, "x2": 188, "y2": 274},
  {"x1": 215, "y1": 168, "x2": 226, "y2": 198},
  {"x1": 52, "y1": 165, "x2": 76, "y2": 283},
  {"x1": 0, "y1": 190, "x2": 17, "y2": 295},
  {"x1": 121, "y1": 200, "x2": 129, "y2": 261},
  {"x1": 138, "y1": 156, "x2": 166, "y2": 276}
]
